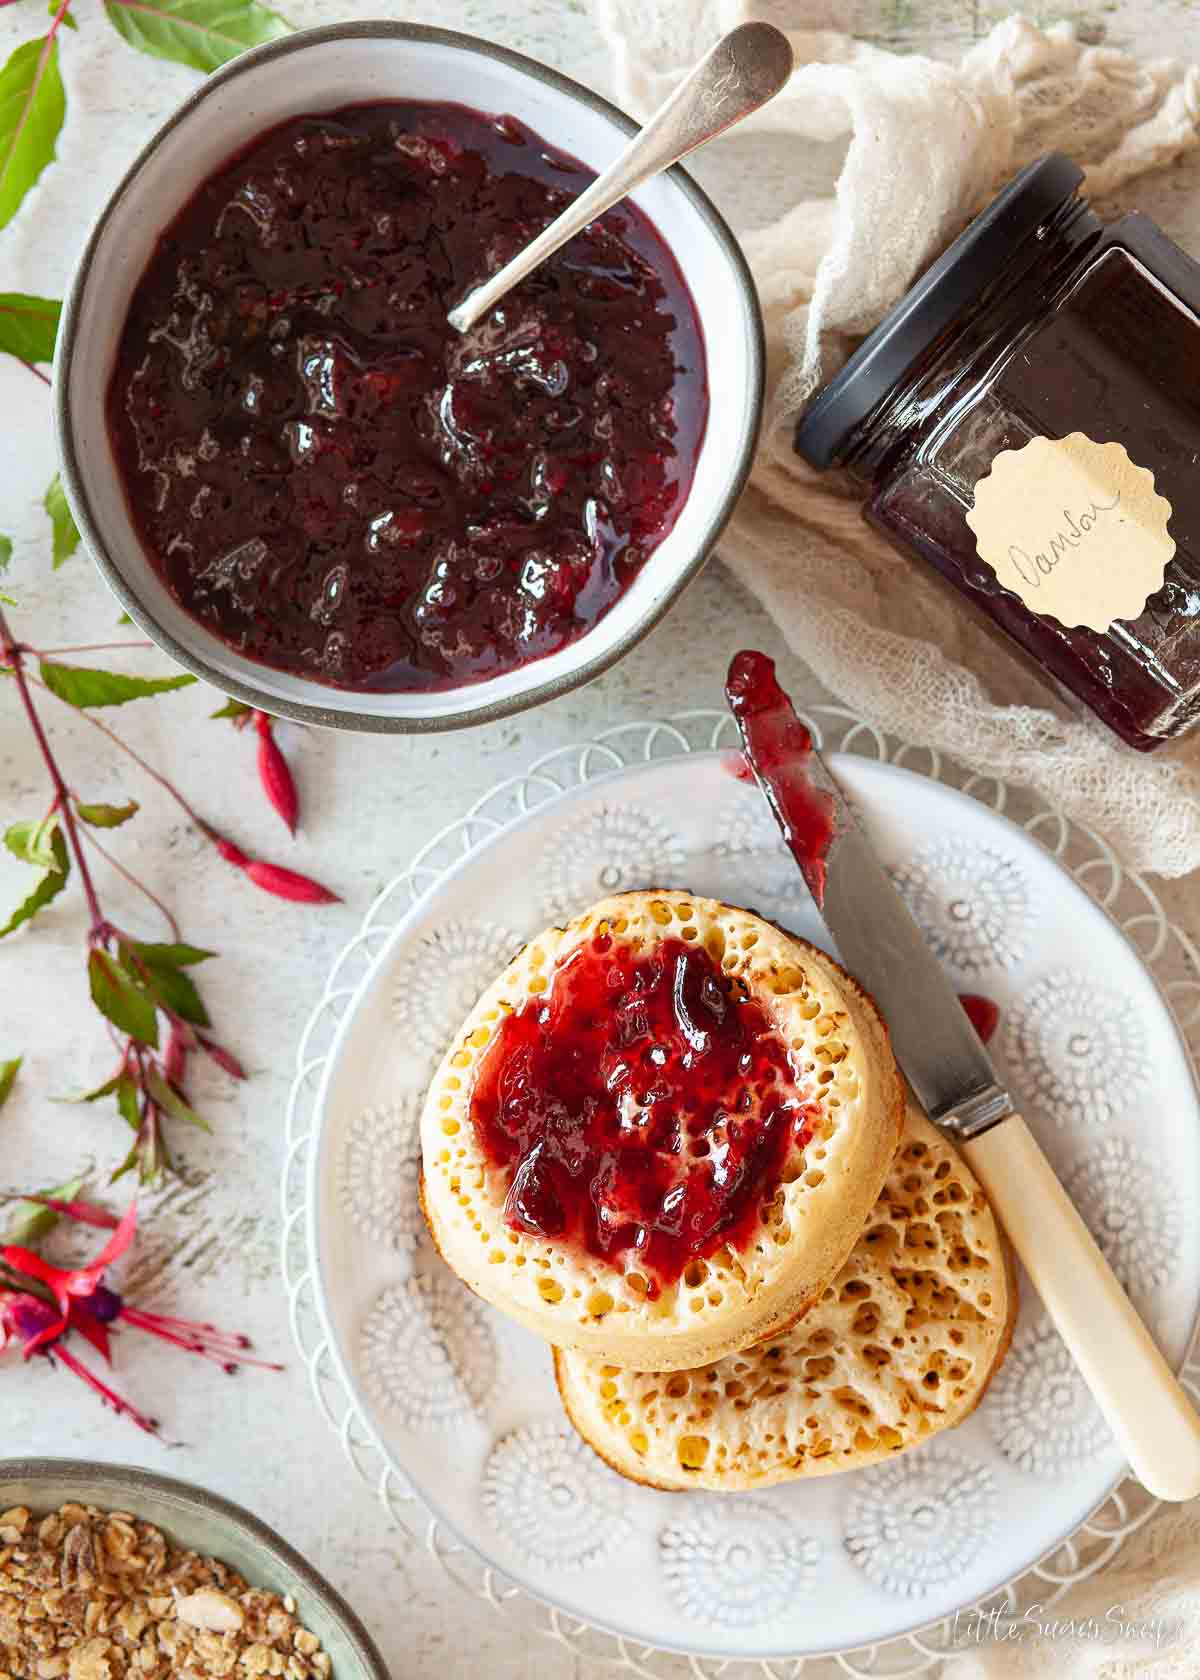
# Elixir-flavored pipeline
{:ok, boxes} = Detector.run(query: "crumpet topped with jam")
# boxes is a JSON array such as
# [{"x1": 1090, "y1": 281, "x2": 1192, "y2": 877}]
[
  {"x1": 470, "y1": 925, "x2": 820, "y2": 1289},
  {"x1": 419, "y1": 891, "x2": 903, "y2": 1370}
]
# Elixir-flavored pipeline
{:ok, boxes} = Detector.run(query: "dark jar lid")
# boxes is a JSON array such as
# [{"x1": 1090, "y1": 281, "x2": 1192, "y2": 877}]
[{"x1": 794, "y1": 153, "x2": 1086, "y2": 468}]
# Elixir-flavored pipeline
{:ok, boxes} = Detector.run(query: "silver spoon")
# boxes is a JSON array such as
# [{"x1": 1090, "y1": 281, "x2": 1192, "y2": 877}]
[{"x1": 447, "y1": 21, "x2": 794, "y2": 335}]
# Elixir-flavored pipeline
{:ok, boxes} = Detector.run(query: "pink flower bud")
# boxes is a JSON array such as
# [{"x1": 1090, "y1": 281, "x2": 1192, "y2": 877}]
[
  {"x1": 214, "y1": 836, "x2": 249, "y2": 868},
  {"x1": 254, "y1": 714, "x2": 299, "y2": 835},
  {"x1": 243, "y1": 860, "x2": 340, "y2": 904}
]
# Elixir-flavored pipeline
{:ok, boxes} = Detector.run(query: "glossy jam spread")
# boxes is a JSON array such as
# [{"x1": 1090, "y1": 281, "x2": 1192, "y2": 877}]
[
  {"x1": 109, "y1": 102, "x2": 708, "y2": 692},
  {"x1": 725, "y1": 650, "x2": 837, "y2": 906},
  {"x1": 470, "y1": 932, "x2": 814, "y2": 1288}
]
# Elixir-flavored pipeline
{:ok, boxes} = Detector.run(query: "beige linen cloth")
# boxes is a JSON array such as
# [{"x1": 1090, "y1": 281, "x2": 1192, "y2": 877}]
[
  {"x1": 585, "y1": 4, "x2": 1200, "y2": 1674},
  {"x1": 589, "y1": 0, "x2": 1200, "y2": 880}
]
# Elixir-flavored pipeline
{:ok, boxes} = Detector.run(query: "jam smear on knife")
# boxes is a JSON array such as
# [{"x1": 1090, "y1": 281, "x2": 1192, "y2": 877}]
[{"x1": 724, "y1": 650, "x2": 838, "y2": 906}]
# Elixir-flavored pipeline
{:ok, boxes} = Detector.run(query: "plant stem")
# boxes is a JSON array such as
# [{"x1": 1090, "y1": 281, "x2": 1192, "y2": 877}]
[
  {"x1": 18, "y1": 358, "x2": 51, "y2": 387},
  {"x1": 36, "y1": 642, "x2": 155, "y2": 657},
  {"x1": 45, "y1": 0, "x2": 74, "y2": 46},
  {"x1": 27, "y1": 672, "x2": 212, "y2": 834},
  {"x1": 0, "y1": 611, "x2": 104, "y2": 930},
  {"x1": 77, "y1": 826, "x2": 182, "y2": 942}
]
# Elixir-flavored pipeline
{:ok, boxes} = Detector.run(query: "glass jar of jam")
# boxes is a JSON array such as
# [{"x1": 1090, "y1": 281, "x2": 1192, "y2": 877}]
[{"x1": 795, "y1": 154, "x2": 1200, "y2": 751}]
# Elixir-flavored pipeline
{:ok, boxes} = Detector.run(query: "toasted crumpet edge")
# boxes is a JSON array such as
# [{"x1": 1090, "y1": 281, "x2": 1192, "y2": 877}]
[
  {"x1": 418, "y1": 892, "x2": 904, "y2": 1370},
  {"x1": 553, "y1": 1107, "x2": 1017, "y2": 1491}
]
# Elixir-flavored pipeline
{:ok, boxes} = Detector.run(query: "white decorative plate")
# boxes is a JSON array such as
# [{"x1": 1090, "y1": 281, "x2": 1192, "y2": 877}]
[{"x1": 283, "y1": 710, "x2": 1200, "y2": 1673}]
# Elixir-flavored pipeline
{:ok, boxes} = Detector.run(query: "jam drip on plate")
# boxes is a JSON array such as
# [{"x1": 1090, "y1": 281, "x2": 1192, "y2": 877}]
[
  {"x1": 470, "y1": 933, "x2": 814, "y2": 1289},
  {"x1": 725, "y1": 650, "x2": 838, "y2": 906},
  {"x1": 959, "y1": 992, "x2": 1000, "y2": 1043},
  {"x1": 109, "y1": 101, "x2": 708, "y2": 694}
]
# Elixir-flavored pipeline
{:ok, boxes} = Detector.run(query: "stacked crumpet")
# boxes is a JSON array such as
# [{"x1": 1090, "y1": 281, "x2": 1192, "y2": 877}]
[{"x1": 419, "y1": 890, "x2": 1014, "y2": 1489}]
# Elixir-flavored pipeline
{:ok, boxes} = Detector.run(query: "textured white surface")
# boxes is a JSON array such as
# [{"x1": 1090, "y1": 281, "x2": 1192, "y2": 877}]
[{"x1": 1, "y1": 3, "x2": 1199, "y2": 1679}]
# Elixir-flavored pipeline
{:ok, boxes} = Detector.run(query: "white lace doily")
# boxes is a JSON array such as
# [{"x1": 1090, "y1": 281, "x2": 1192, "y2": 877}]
[{"x1": 282, "y1": 709, "x2": 1200, "y2": 1674}]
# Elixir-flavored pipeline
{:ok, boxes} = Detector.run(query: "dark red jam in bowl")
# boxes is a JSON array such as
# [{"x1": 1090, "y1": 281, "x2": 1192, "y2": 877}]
[
  {"x1": 469, "y1": 933, "x2": 815, "y2": 1290},
  {"x1": 108, "y1": 102, "x2": 709, "y2": 693}
]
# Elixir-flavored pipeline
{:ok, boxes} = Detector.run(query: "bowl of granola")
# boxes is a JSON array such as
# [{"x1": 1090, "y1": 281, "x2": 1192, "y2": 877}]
[{"x1": 0, "y1": 1460, "x2": 388, "y2": 1680}]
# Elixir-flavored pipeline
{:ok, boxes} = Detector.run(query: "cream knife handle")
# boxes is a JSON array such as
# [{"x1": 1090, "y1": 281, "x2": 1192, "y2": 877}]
[{"x1": 963, "y1": 1113, "x2": 1200, "y2": 1503}]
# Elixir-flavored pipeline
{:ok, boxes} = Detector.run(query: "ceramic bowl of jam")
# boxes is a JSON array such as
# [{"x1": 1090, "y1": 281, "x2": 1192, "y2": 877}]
[{"x1": 55, "y1": 22, "x2": 762, "y2": 731}]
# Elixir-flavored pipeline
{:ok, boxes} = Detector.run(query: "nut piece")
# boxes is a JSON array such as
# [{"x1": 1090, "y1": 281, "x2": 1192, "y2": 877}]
[
  {"x1": 175, "y1": 1588, "x2": 245, "y2": 1633},
  {"x1": 0, "y1": 1506, "x2": 30, "y2": 1543},
  {"x1": 60, "y1": 1524, "x2": 96, "y2": 1590},
  {"x1": 0, "y1": 1502, "x2": 331, "y2": 1680}
]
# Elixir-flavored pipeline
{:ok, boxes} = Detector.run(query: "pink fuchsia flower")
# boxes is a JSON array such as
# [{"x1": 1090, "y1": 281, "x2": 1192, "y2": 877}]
[
  {"x1": 0, "y1": 1290, "x2": 60, "y2": 1357},
  {"x1": 0, "y1": 1199, "x2": 279, "y2": 1435},
  {"x1": 1, "y1": 1200, "x2": 136, "y2": 1355},
  {"x1": 0, "y1": 1286, "x2": 160, "y2": 1435}
]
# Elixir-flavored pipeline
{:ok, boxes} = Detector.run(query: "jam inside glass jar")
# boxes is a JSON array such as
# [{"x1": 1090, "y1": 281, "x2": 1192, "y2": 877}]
[{"x1": 795, "y1": 154, "x2": 1200, "y2": 751}]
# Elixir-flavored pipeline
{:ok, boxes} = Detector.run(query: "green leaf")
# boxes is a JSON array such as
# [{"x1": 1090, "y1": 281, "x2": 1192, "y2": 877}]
[
  {"x1": 122, "y1": 940, "x2": 209, "y2": 1027},
  {"x1": 109, "y1": 1143, "x2": 139, "y2": 1183},
  {"x1": 39, "y1": 661, "x2": 196, "y2": 708},
  {"x1": 0, "y1": 861, "x2": 67, "y2": 937},
  {"x1": 211, "y1": 697, "x2": 252, "y2": 720},
  {"x1": 88, "y1": 949, "x2": 159, "y2": 1047},
  {"x1": 126, "y1": 940, "x2": 213, "y2": 969},
  {"x1": 5, "y1": 816, "x2": 60, "y2": 870},
  {"x1": 74, "y1": 798, "x2": 139, "y2": 829},
  {"x1": 148, "y1": 965, "x2": 209, "y2": 1025},
  {"x1": 104, "y1": 0, "x2": 291, "y2": 73},
  {"x1": 44, "y1": 474, "x2": 80, "y2": 568},
  {"x1": 115, "y1": 1072, "x2": 140, "y2": 1129},
  {"x1": 145, "y1": 1064, "x2": 209, "y2": 1131},
  {"x1": 60, "y1": 1071, "x2": 121, "y2": 1104},
  {"x1": 0, "y1": 35, "x2": 66, "y2": 233},
  {"x1": 48, "y1": 1, "x2": 79, "y2": 28},
  {"x1": 5, "y1": 1172, "x2": 84, "y2": 1245},
  {"x1": 0, "y1": 826, "x2": 68, "y2": 939},
  {"x1": 0, "y1": 292, "x2": 60, "y2": 363},
  {"x1": 0, "y1": 1056, "x2": 21, "y2": 1110}
]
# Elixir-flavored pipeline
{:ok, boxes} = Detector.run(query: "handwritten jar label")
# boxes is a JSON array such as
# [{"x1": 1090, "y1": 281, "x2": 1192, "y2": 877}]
[{"x1": 966, "y1": 433, "x2": 1175, "y2": 632}]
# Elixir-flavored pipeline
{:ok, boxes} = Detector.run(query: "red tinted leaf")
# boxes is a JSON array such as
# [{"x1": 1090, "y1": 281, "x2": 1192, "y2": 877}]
[{"x1": 197, "y1": 1036, "x2": 246, "y2": 1079}]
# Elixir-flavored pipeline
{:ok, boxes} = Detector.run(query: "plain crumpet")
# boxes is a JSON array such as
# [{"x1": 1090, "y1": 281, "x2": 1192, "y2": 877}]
[
  {"x1": 419, "y1": 891, "x2": 903, "y2": 1371},
  {"x1": 554, "y1": 1100, "x2": 1016, "y2": 1488}
]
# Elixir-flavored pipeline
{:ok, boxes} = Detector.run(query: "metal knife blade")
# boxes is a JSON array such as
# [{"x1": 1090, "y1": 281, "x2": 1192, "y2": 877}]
[
  {"x1": 727, "y1": 660, "x2": 1012, "y2": 1137},
  {"x1": 807, "y1": 766, "x2": 1012, "y2": 1136}
]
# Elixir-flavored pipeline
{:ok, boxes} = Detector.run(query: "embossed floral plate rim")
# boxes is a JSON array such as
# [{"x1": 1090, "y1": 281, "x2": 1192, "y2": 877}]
[{"x1": 282, "y1": 707, "x2": 1200, "y2": 1677}]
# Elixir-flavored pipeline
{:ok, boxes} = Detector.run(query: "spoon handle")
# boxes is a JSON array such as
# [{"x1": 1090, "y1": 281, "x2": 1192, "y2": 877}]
[{"x1": 447, "y1": 21, "x2": 793, "y2": 334}]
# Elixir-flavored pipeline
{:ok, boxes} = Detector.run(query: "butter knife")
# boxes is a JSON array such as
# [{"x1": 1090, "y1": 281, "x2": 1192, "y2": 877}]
[{"x1": 727, "y1": 650, "x2": 1200, "y2": 1502}]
